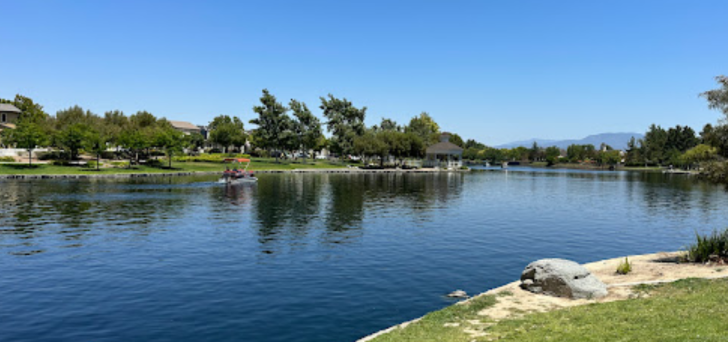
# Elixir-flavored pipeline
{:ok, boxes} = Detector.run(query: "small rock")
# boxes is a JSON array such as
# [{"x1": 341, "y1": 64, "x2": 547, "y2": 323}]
[{"x1": 447, "y1": 290, "x2": 468, "y2": 298}]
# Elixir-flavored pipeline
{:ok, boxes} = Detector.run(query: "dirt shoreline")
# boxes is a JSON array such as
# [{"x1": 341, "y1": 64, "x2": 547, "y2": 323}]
[{"x1": 358, "y1": 251, "x2": 728, "y2": 341}]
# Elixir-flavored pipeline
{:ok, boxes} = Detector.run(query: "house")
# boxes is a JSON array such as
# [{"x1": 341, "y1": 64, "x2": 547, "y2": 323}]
[
  {"x1": 169, "y1": 120, "x2": 201, "y2": 135},
  {"x1": 0, "y1": 103, "x2": 21, "y2": 131},
  {"x1": 424, "y1": 132, "x2": 464, "y2": 169}
]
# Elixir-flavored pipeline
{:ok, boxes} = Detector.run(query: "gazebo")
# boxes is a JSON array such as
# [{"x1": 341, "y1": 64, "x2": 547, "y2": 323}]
[{"x1": 424, "y1": 133, "x2": 463, "y2": 169}]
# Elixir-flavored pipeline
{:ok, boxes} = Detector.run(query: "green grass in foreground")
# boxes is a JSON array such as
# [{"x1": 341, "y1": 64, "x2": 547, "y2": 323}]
[
  {"x1": 372, "y1": 278, "x2": 728, "y2": 342},
  {"x1": 0, "y1": 158, "x2": 347, "y2": 175}
]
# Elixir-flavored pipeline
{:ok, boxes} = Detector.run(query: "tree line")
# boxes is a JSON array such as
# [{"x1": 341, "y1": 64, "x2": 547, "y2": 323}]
[
  {"x1": 247, "y1": 89, "x2": 466, "y2": 165},
  {"x1": 0, "y1": 90, "x2": 468, "y2": 167},
  {"x1": 458, "y1": 75, "x2": 728, "y2": 174}
]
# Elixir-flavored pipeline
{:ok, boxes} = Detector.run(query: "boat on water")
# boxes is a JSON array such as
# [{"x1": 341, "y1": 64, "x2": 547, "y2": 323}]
[{"x1": 219, "y1": 158, "x2": 258, "y2": 184}]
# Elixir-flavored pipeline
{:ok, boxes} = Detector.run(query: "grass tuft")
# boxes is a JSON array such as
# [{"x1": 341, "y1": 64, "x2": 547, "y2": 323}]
[
  {"x1": 616, "y1": 257, "x2": 632, "y2": 275},
  {"x1": 686, "y1": 228, "x2": 728, "y2": 263}
]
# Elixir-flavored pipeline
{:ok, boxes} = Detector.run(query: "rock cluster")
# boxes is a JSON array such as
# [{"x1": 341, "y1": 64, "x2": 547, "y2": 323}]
[{"x1": 520, "y1": 258, "x2": 608, "y2": 299}]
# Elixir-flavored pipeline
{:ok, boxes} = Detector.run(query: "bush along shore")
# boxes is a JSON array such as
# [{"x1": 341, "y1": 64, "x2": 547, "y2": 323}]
[
  {"x1": 0, "y1": 157, "x2": 470, "y2": 180},
  {"x1": 362, "y1": 229, "x2": 728, "y2": 342}
]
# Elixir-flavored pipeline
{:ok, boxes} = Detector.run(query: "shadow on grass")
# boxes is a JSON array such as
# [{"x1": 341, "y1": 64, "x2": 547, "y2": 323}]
[{"x1": 1, "y1": 164, "x2": 42, "y2": 169}]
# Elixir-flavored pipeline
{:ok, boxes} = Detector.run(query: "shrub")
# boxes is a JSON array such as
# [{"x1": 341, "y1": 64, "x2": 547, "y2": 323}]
[
  {"x1": 50, "y1": 160, "x2": 70, "y2": 166},
  {"x1": 110, "y1": 161, "x2": 128, "y2": 168},
  {"x1": 145, "y1": 159, "x2": 163, "y2": 167},
  {"x1": 686, "y1": 228, "x2": 728, "y2": 263},
  {"x1": 86, "y1": 160, "x2": 98, "y2": 168},
  {"x1": 37, "y1": 150, "x2": 67, "y2": 160},
  {"x1": 0, "y1": 156, "x2": 15, "y2": 162},
  {"x1": 250, "y1": 149, "x2": 270, "y2": 158},
  {"x1": 616, "y1": 257, "x2": 632, "y2": 275},
  {"x1": 702, "y1": 161, "x2": 728, "y2": 184},
  {"x1": 100, "y1": 151, "x2": 118, "y2": 160}
]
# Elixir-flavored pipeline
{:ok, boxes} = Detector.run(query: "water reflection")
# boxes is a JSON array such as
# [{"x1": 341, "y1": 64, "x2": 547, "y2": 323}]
[
  {"x1": 0, "y1": 173, "x2": 468, "y2": 256},
  {"x1": 1, "y1": 170, "x2": 726, "y2": 259}
]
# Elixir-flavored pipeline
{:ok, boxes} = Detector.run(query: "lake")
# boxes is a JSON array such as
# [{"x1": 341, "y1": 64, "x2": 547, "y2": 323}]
[{"x1": 2, "y1": 168, "x2": 728, "y2": 342}]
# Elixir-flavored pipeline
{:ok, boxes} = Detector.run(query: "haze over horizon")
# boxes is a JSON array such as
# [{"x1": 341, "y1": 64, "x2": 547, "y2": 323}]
[{"x1": 1, "y1": 0, "x2": 726, "y2": 145}]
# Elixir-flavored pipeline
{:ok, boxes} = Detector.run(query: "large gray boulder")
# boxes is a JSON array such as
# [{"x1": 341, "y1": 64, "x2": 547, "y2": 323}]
[{"x1": 520, "y1": 258, "x2": 608, "y2": 299}]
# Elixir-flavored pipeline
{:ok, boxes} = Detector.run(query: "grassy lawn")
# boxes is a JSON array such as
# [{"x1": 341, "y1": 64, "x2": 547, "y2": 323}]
[
  {"x1": 0, "y1": 158, "x2": 347, "y2": 175},
  {"x1": 371, "y1": 278, "x2": 728, "y2": 342}
]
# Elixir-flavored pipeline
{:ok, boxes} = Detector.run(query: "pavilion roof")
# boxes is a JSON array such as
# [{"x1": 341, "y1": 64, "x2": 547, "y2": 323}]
[
  {"x1": 426, "y1": 141, "x2": 463, "y2": 155},
  {"x1": 0, "y1": 103, "x2": 21, "y2": 113}
]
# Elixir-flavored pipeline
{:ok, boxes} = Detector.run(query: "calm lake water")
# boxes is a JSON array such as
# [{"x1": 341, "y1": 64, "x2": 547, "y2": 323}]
[{"x1": 2, "y1": 168, "x2": 728, "y2": 342}]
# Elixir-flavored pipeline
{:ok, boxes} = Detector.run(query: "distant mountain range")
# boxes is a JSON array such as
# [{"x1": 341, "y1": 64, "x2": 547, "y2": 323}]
[{"x1": 496, "y1": 133, "x2": 644, "y2": 150}]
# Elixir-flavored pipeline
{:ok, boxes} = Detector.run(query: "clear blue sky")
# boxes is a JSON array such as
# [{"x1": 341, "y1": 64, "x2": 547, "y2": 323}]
[{"x1": 1, "y1": 0, "x2": 726, "y2": 145}]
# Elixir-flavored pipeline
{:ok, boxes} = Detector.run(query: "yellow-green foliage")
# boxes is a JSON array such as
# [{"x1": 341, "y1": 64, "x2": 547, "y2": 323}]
[
  {"x1": 0, "y1": 156, "x2": 15, "y2": 162},
  {"x1": 616, "y1": 257, "x2": 632, "y2": 275},
  {"x1": 173, "y1": 153, "x2": 251, "y2": 163}
]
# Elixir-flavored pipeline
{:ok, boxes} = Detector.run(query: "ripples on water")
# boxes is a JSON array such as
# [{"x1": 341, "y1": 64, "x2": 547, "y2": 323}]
[{"x1": 1, "y1": 169, "x2": 727, "y2": 341}]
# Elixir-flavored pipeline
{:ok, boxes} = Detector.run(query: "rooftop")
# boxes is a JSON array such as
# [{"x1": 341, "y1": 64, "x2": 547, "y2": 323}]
[
  {"x1": 426, "y1": 141, "x2": 463, "y2": 154},
  {"x1": 0, "y1": 103, "x2": 21, "y2": 113},
  {"x1": 169, "y1": 120, "x2": 200, "y2": 131}
]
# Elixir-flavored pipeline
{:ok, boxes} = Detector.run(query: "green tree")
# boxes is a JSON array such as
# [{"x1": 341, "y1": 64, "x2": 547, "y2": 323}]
[
  {"x1": 464, "y1": 139, "x2": 486, "y2": 150},
  {"x1": 643, "y1": 124, "x2": 668, "y2": 165},
  {"x1": 320, "y1": 94, "x2": 367, "y2": 156},
  {"x1": 567, "y1": 144, "x2": 596, "y2": 162},
  {"x1": 2, "y1": 117, "x2": 47, "y2": 167},
  {"x1": 57, "y1": 123, "x2": 89, "y2": 160},
  {"x1": 12, "y1": 95, "x2": 49, "y2": 123},
  {"x1": 290, "y1": 99, "x2": 323, "y2": 164},
  {"x1": 529, "y1": 142, "x2": 543, "y2": 161},
  {"x1": 449, "y1": 133, "x2": 465, "y2": 148},
  {"x1": 625, "y1": 137, "x2": 641, "y2": 165},
  {"x1": 463, "y1": 147, "x2": 481, "y2": 161},
  {"x1": 378, "y1": 118, "x2": 401, "y2": 132},
  {"x1": 681, "y1": 144, "x2": 717, "y2": 168},
  {"x1": 129, "y1": 111, "x2": 157, "y2": 128},
  {"x1": 185, "y1": 132, "x2": 206, "y2": 152},
  {"x1": 405, "y1": 112, "x2": 440, "y2": 147},
  {"x1": 701, "y1": 75, "x2": 728, "y2": 119},
  {"x1": 544, "y1": 146, "x2": 561, "y2": 166},
  {"x1": 404, "y1": 132, "x2": 424, "y2": 160},
  {"x1": 665, "y1": 125, "x2": 698, "y2": 153},
  {"x1": 155, "y1": 126, "x2": 185, "y2": 168},
  {"x1": 103, "y1": 110, "x2": 128, "y2": 148},
  {"x1": 483, "y1": 147, "x2": 505, "y2": 163},
  {"x1": 353, "y1": 130, "x2": 388, "y2": 165},
  {"x1": 596, "y1": 150, "x2": 622, "y2": 167},
  {"x1": 84, "y1": 130, "x2": 108, "y2": 170},
  {"x1": 378, "y1": 130, "x2": 409, "y2": 166},
  {"x1": 210, "y1": 115, "x2": 247, "y2": 153},
  {"x1": 119, "y1": 128, "x2": 146, "y2": 168},
  {"x1": 250, "y1": 89, "x2": 289, "y2": 161}
]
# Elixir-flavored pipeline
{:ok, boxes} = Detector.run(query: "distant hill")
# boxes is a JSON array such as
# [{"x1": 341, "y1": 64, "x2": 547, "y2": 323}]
[{"x1": 496, "y1": 133, "x2": 644, "y2": 150}]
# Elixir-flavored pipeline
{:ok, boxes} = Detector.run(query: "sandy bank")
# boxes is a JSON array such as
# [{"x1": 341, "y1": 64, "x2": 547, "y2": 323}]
[{"x1": 358, "y1": 251, "x2": 728, "y2": 341}]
